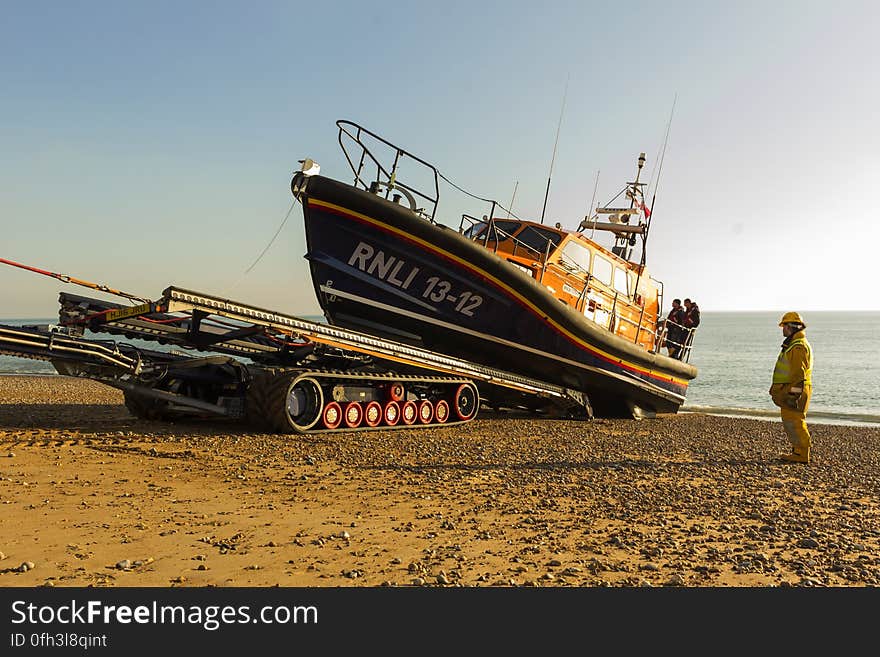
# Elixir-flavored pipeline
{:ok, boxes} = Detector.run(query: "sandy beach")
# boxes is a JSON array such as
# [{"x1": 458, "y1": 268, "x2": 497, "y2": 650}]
[{"x1": 1, "y1": 374, "x2": 878, "y2": 588}]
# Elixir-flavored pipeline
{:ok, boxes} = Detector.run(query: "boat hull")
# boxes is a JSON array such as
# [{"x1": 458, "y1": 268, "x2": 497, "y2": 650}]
[{"x1": 298, "y1": 175, "x2": 696, "y2": 417}]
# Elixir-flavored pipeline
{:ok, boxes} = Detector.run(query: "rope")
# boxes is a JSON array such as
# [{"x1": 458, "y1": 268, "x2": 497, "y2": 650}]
[
  {"x1": 0, "y1": 257, "x2": 150, "y2": 303},
  {"x1": 224, "y1": 199, "x2": 297, "y2": 295}
]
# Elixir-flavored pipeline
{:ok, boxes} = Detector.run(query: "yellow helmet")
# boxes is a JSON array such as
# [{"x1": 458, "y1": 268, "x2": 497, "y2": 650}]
[{"x1": 779, "y1": 311, "x2": 806, "y2": 327}]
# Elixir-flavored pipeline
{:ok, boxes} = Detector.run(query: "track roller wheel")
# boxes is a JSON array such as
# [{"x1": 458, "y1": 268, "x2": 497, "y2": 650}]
[
  {"x1": 383, "y1": 401, "x2": 401, "y2": 426},
  {"x1": 400, "y1": 400, "x2": 417, "y2": 425},
  {"x1": 364, "y1": 400, "x2": 383, "y2": 427},
  {"x1": 452, "y1": 382, "x2": 479, "y2": 420},
  {"x1": 435, "y1": 399, "x2": 450, "y2": 423},
  {"x1": 417, "y1": 399, "x2": 434, "y2": 424},
  {"x1": 283, "y1": 376, "x2": 324, "y2": 432},
  {"x1": 343, "y1": 401, "x2": 363, "y2": 428},
  {"x1": 322, "y1": 401, "x2": 343, "y2": 429},
  {"x1": 387, "y1": 382, "x2": 406, "y2": 402}
]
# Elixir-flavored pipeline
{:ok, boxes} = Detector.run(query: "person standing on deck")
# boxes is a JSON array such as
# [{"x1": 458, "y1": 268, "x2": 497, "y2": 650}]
[
  {"x1": 768, "y1": 312, "x2": 813, "y2": 464},
  {"x1": 683, "y1": 298, "x2": 700, "y2": 329},
  {"x1": 664, "y1": 298, "x2": 687, "y2": 359},
  {"x1": 680, "y1": 298, "x2": 701, "y2": 359}
]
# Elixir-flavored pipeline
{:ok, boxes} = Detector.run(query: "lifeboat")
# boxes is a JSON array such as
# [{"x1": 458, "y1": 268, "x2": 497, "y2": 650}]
[{"x1": 292, "y1": 120, "x2": 697, "y2": 418}]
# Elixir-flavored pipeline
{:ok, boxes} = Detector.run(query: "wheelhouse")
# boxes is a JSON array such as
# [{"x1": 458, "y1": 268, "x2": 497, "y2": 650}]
[{"x1": 459, "y1": 216, "x2": 663, "y2": 353}]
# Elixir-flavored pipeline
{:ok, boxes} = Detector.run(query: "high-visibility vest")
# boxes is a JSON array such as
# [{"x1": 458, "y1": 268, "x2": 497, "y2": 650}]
[{"x1": 772, "y1": 334, "x2": 812, "y2": 385}]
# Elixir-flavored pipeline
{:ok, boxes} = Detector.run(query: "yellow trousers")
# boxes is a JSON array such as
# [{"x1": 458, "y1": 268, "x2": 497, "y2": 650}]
[{"x1": 778, "y1": 386, "x2": 811, "y2": 456}]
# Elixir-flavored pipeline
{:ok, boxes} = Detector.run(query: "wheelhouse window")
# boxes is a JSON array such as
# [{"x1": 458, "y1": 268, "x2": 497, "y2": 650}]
[
  {"x1": 515, "y1": 225, "x2": 563, "y2": 256},
  {"x1": 613, "y1": 266, "x2": 630, "y2": 296},
  {"x1": 560, "y1": 241, "x2": 591, "y2": 273},
  {"x1": 486, "y1": 220, "x2": 522, "y2": 242},
  {"x1": 463, "y1": 219, "x2": 522, "y2": 242},
  {"x1": 462, "y1": 220, "x2": 487, "y2": 240},
  {"x1": 592, "y1": 255, "x2": 612, "y2": 286}
]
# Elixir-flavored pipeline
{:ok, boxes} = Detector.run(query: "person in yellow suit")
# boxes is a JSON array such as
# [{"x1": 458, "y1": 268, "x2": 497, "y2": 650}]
[{"x1": 768, "y1": 312, "x2": 813, "y2": 464}]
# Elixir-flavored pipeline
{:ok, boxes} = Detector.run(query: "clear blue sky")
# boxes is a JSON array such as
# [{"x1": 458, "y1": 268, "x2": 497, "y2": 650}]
[{"x1": 2, "y1": 0, "x2": 877, "y2": 318}]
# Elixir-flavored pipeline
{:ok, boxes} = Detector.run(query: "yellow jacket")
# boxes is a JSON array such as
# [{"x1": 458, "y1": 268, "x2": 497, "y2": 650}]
[{"x1": 769, "y1": 330, "x2": 812, "y2": 410}]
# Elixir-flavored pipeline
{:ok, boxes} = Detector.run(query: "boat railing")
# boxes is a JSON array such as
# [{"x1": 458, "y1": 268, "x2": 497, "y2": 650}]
[
  {"x1": 649, "y1": 277, "x2": 666, "y2": 354},
  {"x1": 459, "y1": 214, "x2": 547, "y2": 262},
  {"x1": 653, "y1": 277, "x2": 665, "y2": 327},
  {"x1": 681, "y1": 326, "x2": 697, "y2": 363},
  {"x1": 656, "y1": 318, "x2": 696, "y2": 363},
  {"x1": 628, "y1": 310, "x2": 665, "y2": 353},
  {"x1": 603, "y1": 290, "x2": 661, "y2": 352},
  {"x1": 337, "y1": 120, "x2": 441, "y2": 223}
]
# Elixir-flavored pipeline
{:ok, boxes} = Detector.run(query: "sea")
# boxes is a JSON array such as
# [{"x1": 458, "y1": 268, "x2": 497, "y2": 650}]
[
  {"x1": 1, "y1": 312, "x2": 878, "y2": 427},
  {"x1": 682, "y1": 311, "x2": 879, "y2": 427}
]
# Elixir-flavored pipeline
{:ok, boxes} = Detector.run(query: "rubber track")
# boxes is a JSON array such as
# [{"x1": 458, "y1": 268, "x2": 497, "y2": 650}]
[
  {"x1": 263, "y1": 370, "x2": 308, "y2": 433},
  {"x1": 123, "y1": 390, "x2": 169, "y2": 421},
  {"x1": 245, "y1": 368, "x2": 477, "y2": 434},
  {"x1": 245, "y1": 367, "x2": 298, "y2": 432}
]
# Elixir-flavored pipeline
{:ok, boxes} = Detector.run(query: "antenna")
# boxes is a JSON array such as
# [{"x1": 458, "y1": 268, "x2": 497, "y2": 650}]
[
  {"x1": 507, "y1": 180, "x2": 518, "y2": 219},
  {"x1": 586, "y1": 169, "x2": 600, "y2": 238},
  {"x1": 633, "y1": 93, "x2": 677, "y2": 302},
  {"x1": 645, "y1": 93, "x2": 676, "y2": 237},
  {"x1": 540, "y1": 76, "x2": 569, "y2": 224}
]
